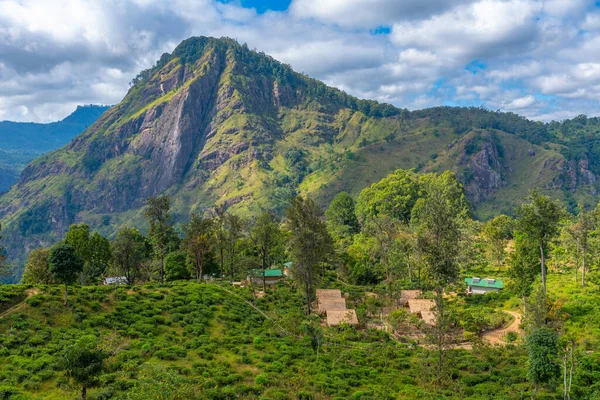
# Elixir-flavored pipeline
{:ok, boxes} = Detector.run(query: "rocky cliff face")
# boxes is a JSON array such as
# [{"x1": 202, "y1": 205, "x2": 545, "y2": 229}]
[
  {"x1": 549, "y1": 156, "x2": 598, "y2": 194},
  {"x1": 462, "y1": 137, "x2": 505, "y2": 204}
]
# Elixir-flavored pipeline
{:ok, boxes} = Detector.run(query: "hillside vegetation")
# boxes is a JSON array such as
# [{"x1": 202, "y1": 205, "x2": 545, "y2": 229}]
[
  {"x1": 4, "y1": 37, "x2": 600, "y2": 275},
  {"x1": 0, "y1": 105, "x2": 109, "y2": 193},
  {"x1": 2, "y1": 164, "x2": 600, "y2": 399},
  {"x1": 0, "y1": 275, "x2": 598, "y2": 399}
]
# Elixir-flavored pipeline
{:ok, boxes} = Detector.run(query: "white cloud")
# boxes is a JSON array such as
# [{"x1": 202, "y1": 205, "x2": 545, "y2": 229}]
[
  {"x1": 289, "y1": 0, "x2": 475, "y2": 27},
  {"x1": 0, "y1": 0, "x2": 599, "y2": 123}
]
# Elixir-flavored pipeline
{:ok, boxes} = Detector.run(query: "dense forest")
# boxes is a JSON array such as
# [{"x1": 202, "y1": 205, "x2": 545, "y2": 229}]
[{"x1": 1, "y1": 168, "x2": 600, "y2": 399}]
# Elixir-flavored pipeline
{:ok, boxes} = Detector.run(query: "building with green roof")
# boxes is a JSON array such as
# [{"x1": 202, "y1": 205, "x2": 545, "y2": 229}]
[
  {"x1": 464, "y1": 277, "x2": 504, "y2": 294},
  {"x1": 247, "y1": 268, "x2": 284, "y2": 284}
]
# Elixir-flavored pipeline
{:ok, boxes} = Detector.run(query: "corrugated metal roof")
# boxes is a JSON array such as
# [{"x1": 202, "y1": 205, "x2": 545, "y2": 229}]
[
  {"x1": 464, "y1": 277, "x2": 504, "y2": 289},
  {"x1": 263, "y1": 269, "x2": 283, "y2": 277}
]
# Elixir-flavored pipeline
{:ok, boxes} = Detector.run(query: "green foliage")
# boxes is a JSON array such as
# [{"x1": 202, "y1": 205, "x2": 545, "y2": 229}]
[
  {"x1": 356, "y1": 169, "x2": 420, "y2": 223},
  {"x1": 412, "y1": 171, "x2": 468, "y2": 286},
  {"x1": 527, "y1": 327, "x2": 560, "y2": 392},
  {"x1": 481, "y1": 214, "x2": 513, "y2": 266},
  {"x1": 61, "y1": 335, "x2": 105, "y2": 399},
  {"x1": 49, "y1": 244, "x2": 83, "y2": 286},
  {"x1": 286, "y1": 196, "x2": 334, "y2": 314},
  {"x1": 145, "y1": 196, "x2": 179, "y2": 282},
  {"x1": 164, "y1": 251, "x2": 189, "y2": 281},
  {"x1": 517, "y1": 191, "x2": 565, "y2": 291},
  {"x1": 182, "y1": 214, "x2": 216, "y2": 281},
  {"x1": 509, "y1": 232, "x2": 539, "y2": 297},
  {"x1": 65, "y1": 224, "x2": 111, "y2": 284},
  {"x1": 111, "y1": 227, "x2": 150, "y2": 285},
  {"x1": 21, "y1": 248, "x2": 53, "y2": 285},
  {"x1": 250, "y1": 211, "x2": 283, "y2": 290},
  {"x1": 326, "y1": 192, "x2": 360, "y2": 240}
]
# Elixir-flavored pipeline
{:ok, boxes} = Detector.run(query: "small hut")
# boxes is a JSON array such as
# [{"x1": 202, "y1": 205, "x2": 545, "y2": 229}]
[
  {"x1": 326, "y1": 309, "x2": 359, "y2": 326},
  {"x1": 398, "y1": 290, "x2": 422, "y2": 306},
  {"x1": 316, "y1": 289, "x2": 342, "y2": 300},
  {"x1": 317, "y1": 298, "x2": 347, "y2": 313},
  {"x1": 406, "y1": 299, "x2": 436, "y2": 325},
  {"x1": 420, "y1": 311, "x2": 436, "y2": 326}
]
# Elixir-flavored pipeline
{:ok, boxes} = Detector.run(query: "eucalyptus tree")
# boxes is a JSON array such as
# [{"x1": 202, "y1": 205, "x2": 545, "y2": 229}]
[
  {"x1": 517, "y1": 192, "x2": 564, "y2": 293},
  {"x1": 286, "y1": 196, "x2": 333, "y2": 315}
]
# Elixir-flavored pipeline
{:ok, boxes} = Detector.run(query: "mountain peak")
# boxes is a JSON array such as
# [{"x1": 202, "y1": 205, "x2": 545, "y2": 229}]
[{"x1": 3, "y1": 36, "x2": 600, "y2": 280}]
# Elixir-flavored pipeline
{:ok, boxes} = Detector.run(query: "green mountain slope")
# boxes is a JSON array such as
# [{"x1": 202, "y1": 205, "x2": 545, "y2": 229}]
[
  {"x1": 2, "y1": 36, "x2": 600, "y2": 279},
  {"x1": 0, "y1": 105, "x2": 110, "y2": 192}
]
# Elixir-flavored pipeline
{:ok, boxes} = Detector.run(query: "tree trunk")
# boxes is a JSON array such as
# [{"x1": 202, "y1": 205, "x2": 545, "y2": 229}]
[
  {"x1": 533, "y1": 382, "x2": 538, "y2": 399},
  {"x1": 568, "y1": 344, "x2": 574, "y2": 400},
  {"x1": 581, "y1": 244, "x2": 586, "y2": 287},
  {"x1": 196, "y1": 259, "x2": 202, "y2": 282},
  {"x1": 220, "y1": 247, "x2": 224, "y2": 279},
  {"x1": 575, "y1": 238, "x2": 579, "y2": 284},
  {"x1": 434, "y1": 287, "x2": 444, "y2": 376},
  {"x1": 540, "y1": 244, "x2": 546, "y2": 294},
  {"x1": 160, "y1": 256, "x2": 165, "y2": 283},
  {"x1": 64, "y1": 283, "x2": 68, "y2": 306},
  {"x1": 305, "y1": 279, "x2": 311, "y2": 315},
  {"x1": 563, "y1": 350, "x2": 567, "y2": 400},
  {"x1": 262, "y1": 252, "x2": 266, "y2": 293},
  {"x1": 81, "y1": 386, "x2": 87, "y2": 400},
  {"x1": 305, "y1": 267, "x2": 312, "y2": 315}
]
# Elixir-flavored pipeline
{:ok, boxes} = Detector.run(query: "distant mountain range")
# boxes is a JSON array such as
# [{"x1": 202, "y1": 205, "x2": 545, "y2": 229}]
[
  {"x1": 2, "y1": 36, "x2": 600, "y2": 281},
  {"x1": 0, "y1": 105, "x2": 110, "y2": 192}
]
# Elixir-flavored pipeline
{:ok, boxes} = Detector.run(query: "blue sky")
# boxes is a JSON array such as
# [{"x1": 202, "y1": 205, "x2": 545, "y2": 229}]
[{"x1": 0, "y1": 0, "x2": 599, "y2": 122}]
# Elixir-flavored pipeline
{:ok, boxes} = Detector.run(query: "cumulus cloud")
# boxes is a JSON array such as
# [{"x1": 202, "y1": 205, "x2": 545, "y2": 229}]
[
  {"x1": 0, "y1": 0, "x2": 599, "y2": 123},
  {"x1": 289, "y1": 0, "x2": 476, "y2": 27}
]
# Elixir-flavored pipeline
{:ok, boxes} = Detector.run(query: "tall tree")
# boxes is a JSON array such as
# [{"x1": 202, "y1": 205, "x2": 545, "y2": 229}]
[
  {"x1": 182, "y1": 214, "x2": 214, "y2": 281},
  {"x1": 164, "y1": 251, "x2": 189, "y2": 281},
  {"x1": 518, "y1": 192, "x2": 564, "y2": 293},
  {"x1": 144, "y1": 196, "x2": 177, "y2": 282},
  {"x1": 224, "y1": 213, "x2": 244, "y2": 282},
  {"x1": 411, "y1": 171, "x2": 467, "y2": 377},
  {"x1": 527, "y1": 327, "x2": 560, "y2": 399},
  {"x1": 87, "y1": 232, "x2": 112, "y2": 283},
  {"x1": 363, "y1": 215, "x2": 409, "y2": 290},
  {"x1": 509, "y1": 232, "x2": 540, "y2": 315},
  {"x1": 65, "y1": 224, "x2": 92, "y2": 263},
  {"x1": 213, "y1": 204, "x2": 227, "y2": 279},
  {"x1": 481, "y1": 214, "x2": 513, "y2": 266},
  {"x1": 356, "y1": 169, "x2": 420, "y2": 223},
  {"x1": 49, "y1": 243, "x2": 84, "y2": 305},
  {"x1": 65, "y1": 224, "x2": 111, "y2": 284},
  {"x1": 65, "y1": 224, "x2": 92, "y2": 284},
  {"x1": 573, "y1": 206, "x2": 594, "y2": 287},
  {"x1": 286, "y1": 196, "x2": 334, "y2": 315},
  {"x1": 62, "y1": 335, "x2": 106, "y2": 400},
  {"x1": 111, "y1": 227, "x2": 150, "y2": 285},
  {"x1": 250, "y1": 211, "x2": 281, "y2": 291},
  {"x1": 21, "y1": 248, "x2": 54, "y2": 284},
  {"x1": 326, "y1": 192, "x2": 360, "y2": 240}
]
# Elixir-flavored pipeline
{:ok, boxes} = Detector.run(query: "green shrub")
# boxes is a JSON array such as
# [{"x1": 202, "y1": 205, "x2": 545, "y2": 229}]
[{"x1": 254, "y1": 374, "x2": 269, "y2": 386}]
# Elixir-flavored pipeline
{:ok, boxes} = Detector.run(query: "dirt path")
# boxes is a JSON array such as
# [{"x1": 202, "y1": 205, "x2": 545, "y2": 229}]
[
  {"x1": 0, "y1": 288, "x2": 40, "y2": 319},
  {"x1": 482, "y1": 310, "x2": 522, "y2": 345}
]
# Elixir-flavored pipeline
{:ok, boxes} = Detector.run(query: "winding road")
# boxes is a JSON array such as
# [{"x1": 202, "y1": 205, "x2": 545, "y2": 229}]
[{"x1": 482, "y1": 310, "x2": 522, "y2": 345}]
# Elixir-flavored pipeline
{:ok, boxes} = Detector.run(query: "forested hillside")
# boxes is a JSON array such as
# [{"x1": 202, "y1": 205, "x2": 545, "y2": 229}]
[
  {"x1": 3, "y1": 36, "x2": 600, "y2": 278},
  {"x1": 2, "y1": 166, "x2": 600, "y2": 399},
  {"x1": 0, "y1": 105, "x2": 110, "y2": 192}
]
